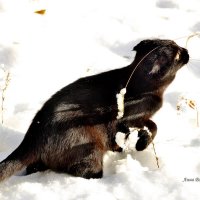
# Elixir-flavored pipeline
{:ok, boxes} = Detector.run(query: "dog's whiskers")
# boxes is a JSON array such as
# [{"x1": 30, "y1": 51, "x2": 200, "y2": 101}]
[{"x1": 190, "y1": 58, "x2": 200, "y2": 62}]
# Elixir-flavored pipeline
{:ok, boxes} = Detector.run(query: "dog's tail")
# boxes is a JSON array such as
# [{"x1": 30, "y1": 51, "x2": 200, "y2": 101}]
[{"x1": 0, "y1": 144, "x2": 34, "y2": 182}]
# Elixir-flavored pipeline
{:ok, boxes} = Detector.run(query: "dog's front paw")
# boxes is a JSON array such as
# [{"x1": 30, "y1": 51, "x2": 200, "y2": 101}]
[{"x1": 135, "y1": 129, "x2": 152, "y2": 151}]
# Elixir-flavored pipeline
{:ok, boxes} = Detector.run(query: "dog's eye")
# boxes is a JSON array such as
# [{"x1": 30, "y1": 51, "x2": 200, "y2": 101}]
[{"x1": 175, "y1": 51, "x2": 180, "y2": 61}]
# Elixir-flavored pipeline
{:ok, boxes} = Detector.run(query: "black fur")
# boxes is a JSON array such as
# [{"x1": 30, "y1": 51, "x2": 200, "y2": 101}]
[{"x1": 0, "y1": 39, "x2": 189, "y2": 181}]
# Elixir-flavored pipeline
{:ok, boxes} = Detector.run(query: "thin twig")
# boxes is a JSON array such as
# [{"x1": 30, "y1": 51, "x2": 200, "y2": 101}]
[
  {"x1": 125, "y1": 46, "x2": 160, "y2": 88},
  {"x1": 185, "y1": 32, "x2": 200, "y2": 48},
  {"x1": 151, "y1": 139, "x2": 160, "y2": 169},
  {"x1": 146, "y1": 127, "x2": 160, "y2": 169},
  {"x1": 0, "y1": 66, "x2": 11, "y2": 124}
]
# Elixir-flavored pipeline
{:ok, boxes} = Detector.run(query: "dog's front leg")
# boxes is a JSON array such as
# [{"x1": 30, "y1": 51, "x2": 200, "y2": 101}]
[
  {"x1": 135, "y1": 119, "x2": 157, "y2": 151},
  {"x1": 117, "y1": 119, "x2": 157, "y2": 151}
]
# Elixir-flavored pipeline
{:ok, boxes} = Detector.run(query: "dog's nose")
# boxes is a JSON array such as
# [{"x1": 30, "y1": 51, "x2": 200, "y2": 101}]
[{"x1": 181, "y1": 48, "x2": 189, "y2": 64}]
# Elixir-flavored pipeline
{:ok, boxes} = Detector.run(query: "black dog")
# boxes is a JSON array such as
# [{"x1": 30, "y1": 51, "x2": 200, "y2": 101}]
[{"x1": 0, "y1": 39, "x2": 189, "y2": 181}]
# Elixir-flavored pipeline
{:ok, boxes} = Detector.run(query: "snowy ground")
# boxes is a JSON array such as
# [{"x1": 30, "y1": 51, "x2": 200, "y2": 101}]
[{"x1": 0, "y1": 0, "x2": 200, "y2": 199}]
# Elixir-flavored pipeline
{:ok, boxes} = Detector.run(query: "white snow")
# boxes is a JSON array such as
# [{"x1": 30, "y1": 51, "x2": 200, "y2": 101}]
[
  {"x1": 116, "y1": 88, "x2": 126, "y2": 119},
  {"x1": 0, "y1": 0, "x2": 200, "y2": 199},
  {"x1": 115, "y1": 130, "x2": 138, "y2": 152}
]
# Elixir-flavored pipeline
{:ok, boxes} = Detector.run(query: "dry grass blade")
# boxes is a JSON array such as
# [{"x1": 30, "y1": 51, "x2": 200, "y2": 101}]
[
  {"x1": 151, "y1": 139, "x2": 159, "y2": 169},
  {"x1": 0, "y1": 66, "x2": 11, "y2": 124},
  {"x1": 185, "y1": 32, "x2": 200, "y2": 48}
]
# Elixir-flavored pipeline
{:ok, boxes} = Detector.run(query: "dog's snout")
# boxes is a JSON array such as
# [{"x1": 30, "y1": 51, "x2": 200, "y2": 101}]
[{"x1": 181, "y1": 48, "x2": 189, "y2": 64}]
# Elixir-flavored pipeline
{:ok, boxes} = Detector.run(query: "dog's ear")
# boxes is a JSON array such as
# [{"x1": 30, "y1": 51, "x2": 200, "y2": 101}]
[
  {"x1": 133, "y1": 40, "x2": 152, "y2": 51},
  {"x1": 133, "y1": 39, "x2": 164, "y2": 53}
]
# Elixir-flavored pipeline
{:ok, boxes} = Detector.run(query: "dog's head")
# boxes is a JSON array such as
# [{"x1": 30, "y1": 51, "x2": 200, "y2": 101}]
[{"x1": 132, "y1": 39, "x2": 189, "y2": 81}]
